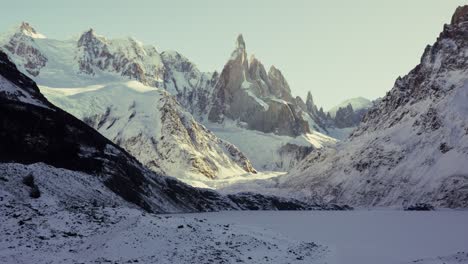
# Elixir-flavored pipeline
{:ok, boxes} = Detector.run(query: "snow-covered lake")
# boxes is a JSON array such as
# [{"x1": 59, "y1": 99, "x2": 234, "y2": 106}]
[{"x1": 183, "y1": 210, "x2": 468, "y2": 264}]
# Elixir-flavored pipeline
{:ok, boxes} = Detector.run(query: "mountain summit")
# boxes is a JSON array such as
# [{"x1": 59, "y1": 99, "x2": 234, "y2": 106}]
[
  {"x1": 451, "y1": 5, "x2": 468, "y2": 25},
  {"x1": 236, "y1": 33, "x2": 246, "y2": 50},
  {"x1": 208, "y1": 34, "x2": 310, "y2": 136},
  {"x1": 278, "y1": 5, "x2": 468, "y2": 208},
  {"x1": 18, "y1": 22, "x2": 46, "y2": 39}
]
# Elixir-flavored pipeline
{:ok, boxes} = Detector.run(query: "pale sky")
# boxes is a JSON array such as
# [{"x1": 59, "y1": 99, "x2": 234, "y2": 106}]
[{"x1": 1, "y1": 0, "x2": 466, "y2": 109}]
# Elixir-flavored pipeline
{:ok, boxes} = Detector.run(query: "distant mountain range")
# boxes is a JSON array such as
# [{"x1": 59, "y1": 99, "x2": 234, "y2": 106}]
[
  {"x1": 0, "y1": 23, "x2": 367, "y2": 183},
  {"x1": 0, "y1": 48, "x2": 339, "y2": 212}
]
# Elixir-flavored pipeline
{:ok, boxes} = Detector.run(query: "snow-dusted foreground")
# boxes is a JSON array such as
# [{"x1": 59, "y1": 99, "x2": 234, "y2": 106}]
[
  {"x1": 0, "y1": 194, "x2": 331, "y2": 264},
  {"x1": 2, "y1": 187, "x2": 468, "y2": 264},
  {"x1": 187, "y1": 210, "x2": 468, "y2": 264}
]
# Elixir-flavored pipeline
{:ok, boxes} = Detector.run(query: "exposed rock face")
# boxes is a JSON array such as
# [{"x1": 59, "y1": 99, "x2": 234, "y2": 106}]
[
  {"x1": 161, "y1": 51, "x2": 217, "y2": 118},
  {"x1": 44, "y1": 82, "x2": 256, "y2": 181},
  {"x1": 334, "y1": 104, "x2": 358, "y2": 128},
  {"x1": 280, "y1": 6, "x2": 468, "y2": 208},
  {"x1": 76, "y1": 29, "x2": 165, "y2": 86},
  {"x1": 306, "y1": 92, "x2": 318, "y2": 114},
  {"x1": 155, "y1": 95, "x2": 257, "y2": 178},
  {"x1": 299, "y1": 91, "x2": 372, "y2": 135},
  {"x1": 2, "y1": 23, "x2": 47, "y2": 76},
  {"x1": 304, "y1": 92, "x2": 330, "y2": 128},
  {"x1": 451, "y1": 5, "x2": 468, "y2": 25},
  {"x1": 0, "y1": 51, "x2": 50, "y2": 106},
  {"x1": 247, "y1": 99, "x2": 310, "y2": 136},
  {"x1": 268, "y1": 66, "x2": 294, "y2": 102},
  {"x1": 208, "y1": 34, "x2": 310, "y2": 136}
]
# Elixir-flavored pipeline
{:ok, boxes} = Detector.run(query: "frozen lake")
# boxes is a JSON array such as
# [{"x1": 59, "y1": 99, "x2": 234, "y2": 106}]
[{"x1": 183, "y1": 210, "x2": 468, "y2": 264}]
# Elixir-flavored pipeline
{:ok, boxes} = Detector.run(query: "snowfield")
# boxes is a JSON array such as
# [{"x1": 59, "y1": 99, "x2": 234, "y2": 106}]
[
  {"x1": 3, "y1": 198, "x2": 466, "y2": 264},
  {"x1": 0, "y1": 183, "x2": 332, "y2": 264},
  {"x1": 192, "y1": 210, "x2": 468, "y2": 264},
  {"x1": 205, "y1": 120, "x2": 336, "y2": 172}
]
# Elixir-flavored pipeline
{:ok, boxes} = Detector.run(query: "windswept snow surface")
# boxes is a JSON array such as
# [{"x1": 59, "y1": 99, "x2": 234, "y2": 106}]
[
  {"x1": 193, "y1": 210, "x2": 468, "y2": 264},
  {"x1": 0, "y1": 164, "x2": 332, "y2": 264}
]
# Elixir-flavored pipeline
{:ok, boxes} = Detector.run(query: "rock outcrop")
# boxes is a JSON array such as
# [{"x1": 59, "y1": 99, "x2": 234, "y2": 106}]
[
  {"x1": 451, "y1": 5, "x2": 468, "y2": 25},
  {"x1": 208, "y1": 34, "x2": 310, "y2": 136},
  {"x1": 76, "y1": 29, "x2": 165, "y2": 86},
  {"x1": 2, "y1": 23, "x2": 47, "y2": 76}
]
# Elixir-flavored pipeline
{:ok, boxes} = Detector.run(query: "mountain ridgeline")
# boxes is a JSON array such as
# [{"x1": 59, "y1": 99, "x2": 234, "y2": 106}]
[
  {"x1": 0, "y1": 24, "x2": 365, "y2": 137},
  {"x1": 0, "y1": 23, "x2": 361, "y2": 179},
  {"x1": 277, "y1": 5, "x2": 468, "y2": 208},
  {"x1": 0, "y1": 49, "x2": 344, "y2": 212}
]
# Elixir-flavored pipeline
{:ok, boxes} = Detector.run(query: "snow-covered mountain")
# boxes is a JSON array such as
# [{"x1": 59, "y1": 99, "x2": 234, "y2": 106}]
[
  {"x1": 275, "y1": 6, "x2": 468, "y2": 208},
  {"x1": 0, "y1": 48, "x2": 343, "y2": 211},
  {"x1": 0, "y1": 24, "x2": 259, "y2": 182},
  {"x1": 0, "y1": 23, "x2": 339, "y2": 174},
  {"x1": 0, "y1": 49, "x2": 233, "y2": 213},
  {"x1": 41, "y1": 82, "x2": 257, "y2": 182}
]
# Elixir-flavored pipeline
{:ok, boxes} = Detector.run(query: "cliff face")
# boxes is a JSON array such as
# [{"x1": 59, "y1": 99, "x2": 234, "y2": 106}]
[{"x1": 208, "y1": 35, "x2": 310, "y2": 137}]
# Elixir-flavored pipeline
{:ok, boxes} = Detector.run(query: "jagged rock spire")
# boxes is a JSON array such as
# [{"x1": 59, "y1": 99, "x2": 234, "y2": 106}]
[
  {"x1": 17, "y1": 22, "x2": 46, "y2": 39},
  {"x1": 306, "y1": 91, "x2": 317, "y2": 114},
  {"x1": 19, "y1": 22, "x2": 34, "y2": 33},
  {"x1": 268, "y1": 65, "x2": 293, "y2": 101},
  {"x1": 451, "y1": 5, "x2": 468, "y2": 25},
  {"x1": 306, "y1": 91, "x2": 314, "y2": 105},
  {"x1": 78, "y1": 28, "x2": 97, "y2": 45},
  {"x1": 236, "y1": 34, "x2": 246, "y2": 50}
]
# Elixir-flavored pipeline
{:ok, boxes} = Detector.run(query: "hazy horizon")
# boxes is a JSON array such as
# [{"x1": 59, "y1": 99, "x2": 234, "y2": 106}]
[{"x1": 1, "y1": 0, "x2": 466, "y2": 109}]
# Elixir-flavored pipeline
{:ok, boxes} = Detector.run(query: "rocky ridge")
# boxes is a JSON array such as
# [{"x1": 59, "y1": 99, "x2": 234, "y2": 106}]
[{"x1": 277, "y1": 6, "x2": 468, "y2": 208}]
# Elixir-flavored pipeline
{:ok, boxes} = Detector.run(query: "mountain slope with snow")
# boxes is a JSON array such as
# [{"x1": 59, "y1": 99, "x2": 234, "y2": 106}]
[
  {"x1": 0, "y1": 23, "x2": 339, "y2": 176},
  {"x1": 276, "y1": 6, "x2": 468, "y2": 208},
  {"x1": 0, "y1": 163, "x2": 333, "y2": 264},
  {"x1": 0, "y1": 24, "x2": 259, "y2": 182},
  {"x1": 0, "y1": 50, "x2": 237, "y2": 213},
  {"x1": 40, "y1": 81, "x2": 256, "y2": 182},
  {"x1": 1, "y1": 49, "x2": 336, "y2": 213}
]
